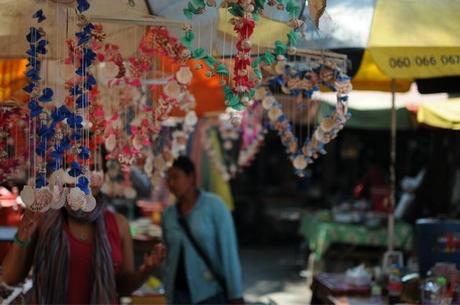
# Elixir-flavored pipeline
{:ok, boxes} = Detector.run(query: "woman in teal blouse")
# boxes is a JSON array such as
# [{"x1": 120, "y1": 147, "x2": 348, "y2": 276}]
[{"x1": 162, "y1": 156, "x2": 244, "y2": 304}]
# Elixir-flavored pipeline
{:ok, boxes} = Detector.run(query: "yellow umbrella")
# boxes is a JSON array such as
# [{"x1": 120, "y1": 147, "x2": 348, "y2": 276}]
[
  {"x1": 417, "y1": 98, "x2": 460, "y2": 130},
  {"x1": 368, "y1": 0, "x2": 460, "y2": 79},
  {"x1": 367, "y1": 0, "x2": 460, "y2": 251}
]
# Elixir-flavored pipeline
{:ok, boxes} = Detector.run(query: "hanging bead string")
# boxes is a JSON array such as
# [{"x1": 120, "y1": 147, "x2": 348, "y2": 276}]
[{"x1": 20, "y1": 7, "x2": 63, "y2": 212}]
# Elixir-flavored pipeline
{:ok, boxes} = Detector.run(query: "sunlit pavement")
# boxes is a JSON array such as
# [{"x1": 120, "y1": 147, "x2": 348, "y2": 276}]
[{"x1": 241, "y1": 243, "x2": 312, "y2": 305}]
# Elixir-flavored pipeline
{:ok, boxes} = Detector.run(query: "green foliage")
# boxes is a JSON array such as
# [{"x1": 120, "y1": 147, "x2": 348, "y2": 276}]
[
  {"x1": 274, "y1": 40, "x2": 287, "y2": 56},
  {"x1": 216, "y1": 63, "x2": 230, "y2": 76},
  {"x1": 228, "y1": 3, "x2": 244, "y2": 17},
  {"x1": 204, "y1": 55, "x2": 217, "y2": 68},
  {"x1": 180, "y1": 30, "x2": 195, "y2": 48},
  {"x1": 287, "y1": 30, "x2": 300, "y2": 45},
  {"x1": 183, "y1": 8, "x2": 193, "y2": 20},
  {"x1": 192, "y1": 48, "x2": 206, "y2": 59},
  {"x1": 254, "y1": 68, "x2": 262, "y2": 79},
  {"x1": 262, "y1": 51, "x2": 275, "y2": 65},
  {"x1": 286, "y1": 1, "x2": 300, "y2": 18}
]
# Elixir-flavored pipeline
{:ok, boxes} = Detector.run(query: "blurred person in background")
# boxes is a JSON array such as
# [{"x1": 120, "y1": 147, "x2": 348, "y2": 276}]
[{"x1": 162, "y1": 156, "x2": 244, "y2": 304}]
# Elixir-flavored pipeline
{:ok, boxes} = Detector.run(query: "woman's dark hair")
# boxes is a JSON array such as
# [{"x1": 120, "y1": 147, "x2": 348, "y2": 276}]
[{"x1": 172, "y1": 156, "x2": 196, "y2": 175}]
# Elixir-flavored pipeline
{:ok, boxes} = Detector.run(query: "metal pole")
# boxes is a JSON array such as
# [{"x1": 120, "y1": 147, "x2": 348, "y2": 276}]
[{"x1": 388, "y1": 78, "x2": 397, "y2": 251}]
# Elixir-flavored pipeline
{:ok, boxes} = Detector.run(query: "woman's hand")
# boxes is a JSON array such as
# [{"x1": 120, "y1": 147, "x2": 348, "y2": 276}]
[
  {"x1": 139, "y1": 243, "x2": 166, "y2": 274},
  {"x1": 17, "y1": 210, "x2": 42, "y2": 242}
]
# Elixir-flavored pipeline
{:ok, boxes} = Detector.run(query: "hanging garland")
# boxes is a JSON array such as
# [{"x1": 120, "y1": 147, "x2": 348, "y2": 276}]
[
  {"x1": 201, "y1": 121, "x2": 235, "y2": 182},
  {"x1": 100, "y1": 26, "x2": 197, "y2": 168},
  {"x1": 0, "y1": 104, "x2": 28, "y2": 183},
  {"x1": 145, "y1": 91, "x2": 198, "y2": 187},
  {"x1": 20, "y1": 8, "x2": 68, "y2": 212},
  {"x1": 181, "y1": 0, "x2": 303, "y2": 117},
  {"x1": 19, "y1": 0, "x2": 100, "y2": 212},
  {"x1": 62, "y1": 0, "x2": 100, "y2": 212},
  {"x1": 201, "y1": 103, "x2": 266, "y2": 181},
  {"x1": 237, "y1": 102, "x2": 266, "y2": 168},
  {"x1": 256, "y1": 63, "x2": 352, "y2": 177}
]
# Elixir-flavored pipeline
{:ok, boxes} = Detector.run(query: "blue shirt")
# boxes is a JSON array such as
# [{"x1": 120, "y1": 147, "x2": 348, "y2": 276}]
[{"x1": 161, "y1": 191, "x2": 243, "y2": 304}]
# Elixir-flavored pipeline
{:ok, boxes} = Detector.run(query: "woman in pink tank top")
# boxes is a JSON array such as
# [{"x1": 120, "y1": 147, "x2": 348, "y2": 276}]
[{"x1": 2, "y1": 187, "x2": 166, "y2": 304}]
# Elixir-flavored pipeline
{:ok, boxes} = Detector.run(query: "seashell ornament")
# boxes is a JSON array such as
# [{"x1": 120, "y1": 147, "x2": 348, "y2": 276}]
[
  {"x1": 20, "y1": 185, "x2": 35, "y2": 208},
  {"x1": 176, "y1": 66, "x2": 193, "y2": 85},
  {"x1": 293, "y1": 155, "x2": 308, "y2": 170},
  {"x1": 83, "y1": 194, "x2": 97, "y2": 212},
  {"x1": 105, "y1": 134, "x2": 116, "y2": 152},
  {"x1": 67, "y1": 187, "x2": 87, "y2": 211},
  {"x1": 163, "y1": 80, "x2": 182, "y2": 99}
]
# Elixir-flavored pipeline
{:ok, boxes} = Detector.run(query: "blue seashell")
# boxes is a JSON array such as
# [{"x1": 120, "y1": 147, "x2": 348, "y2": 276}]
[
  {"x1": 76, "y1": 0, "x2": 90, "y2": 13},
  {"x1": 78, "y1": 146, "x2": 90, "y2": 160},
  {"x1": 38, "y1": 87, "x2": 54, "y2": 102},
  {"x1": 26, "y1": 27, "x2": 42, "y2": 43},
  {"x1": 23, "y1": 82, "x2": 35, "y2": 93},
  {"x1": 35, "y1": 141, "x2": 47, "y2": 157},
  {"x1": 32, "y1": 9, "x2": 46, "y2": 23},
  {"x1": 36, "y1": 174, "x2": 47, "y2": 188},
  {"x1": 76, "y1": 95, "x2": 89, "y2": 108}
]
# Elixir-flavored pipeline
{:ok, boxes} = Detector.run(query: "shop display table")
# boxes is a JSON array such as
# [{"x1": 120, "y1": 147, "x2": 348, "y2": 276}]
[
  {"x1": 311, "y1": 273, "x2": 371, "y2": 304},
  {"x1": 131, "y1": 294, "x2": 167, "y2": 304},
  {"x1": 311, "y1": 273, "x2": 386, "y2": 305},
  {"x1": 299, "y1": 212, "x2": 413, "y2": 261}
]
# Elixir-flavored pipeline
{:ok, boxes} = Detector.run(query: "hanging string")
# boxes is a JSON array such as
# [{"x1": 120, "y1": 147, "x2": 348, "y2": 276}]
[
  {"x1": 197, "y1": 20, "x2": 201, "y2": 55},
  {"x1": 229, "y1": 22, "x2": 234, "y2": 88},
  {"x1": 221, "y1": 10, "x2": 227, "y2": 86},
  {"x1": 209, "y1": 20, "x2": 213, "y2": 60}
]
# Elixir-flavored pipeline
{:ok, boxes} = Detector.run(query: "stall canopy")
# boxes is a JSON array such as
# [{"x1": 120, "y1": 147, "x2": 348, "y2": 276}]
[
  {"x1": 417, "y1": 98, "x2": 460, "y2": 130},
  {"x1": 317, "y1": 84, "x2": 448, "y2": 130}
]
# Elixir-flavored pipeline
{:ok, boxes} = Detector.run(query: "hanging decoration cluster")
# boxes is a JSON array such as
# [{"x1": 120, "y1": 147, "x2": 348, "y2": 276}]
[
  {"x1": 237, "y1": 102, "x2": 266, "y2": 169},
  {"x1": 20, "y1": 0, "x2": 100, "y2": 212},
  {"x1": 0, "y1": 105, "x2": 27, "y2": 182},
  {"x1": 257, "y1": 63, "x2": 352, "y2": 177},
  {"x1": 145, "y1": 92, "x2": 198, "y2": 187},
  {"x1": 182, "y1": 0, "x2": 303, "y2": 121},
  {"x1": 201, "y1": 103, "x2": 265, "y2": 181}
]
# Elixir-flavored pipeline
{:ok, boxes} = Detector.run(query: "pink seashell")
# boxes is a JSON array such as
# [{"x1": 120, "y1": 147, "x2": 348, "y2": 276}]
[
  {"x1": 163, "y1": 80, "x2": 182, "y2": 99},
  {"x1": 67, "y1": 188, "x2": 87, "y2": 210},
  {"x1": 105, "y1": 134, "x2": 117, "y2": 152},
  {"x1": 83, "y1": 195, "x2": 96, "y2": 212},
  {"x1": 293, "y1": 155, "x2": 307, "y2": 170},
  {"x1": 176, "y1": 66, "x2": 193, "y2": 85},
  {"x1": 50, "y1": 186, "x2": 67, "y2": 209},
  {"x1": 132, "y1": 134, "x2": 144, "y2": 151},
  {"x1": 268, "y1": 107, "x2": 282, "y2": 121},
  {"x1": 123, "y1": 187, "x2": 137, "y2": 199},
  {"x1": 184, "y1": 111, "x2": 198, "y2": 126},
  {"x1": 32, "y1": 187, "x2": 52, "y2": 212},
  {"x1": 101, "y1": 61, "x2": 119, "y2": 79},
  {"x1": 20, "y1": 185, "x2": 35, "y2": 208},
  {"x1": 144, "y1": 157, "x2": 154, "y2": 175},
  {"x1": 90, "y1": 171, "x2": 104, "y2": 188}
]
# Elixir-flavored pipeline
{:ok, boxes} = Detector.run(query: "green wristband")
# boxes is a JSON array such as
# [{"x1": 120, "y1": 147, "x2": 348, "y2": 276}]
[{"x1": 14, "y1": 233, "x2": 30, "y2": 249}]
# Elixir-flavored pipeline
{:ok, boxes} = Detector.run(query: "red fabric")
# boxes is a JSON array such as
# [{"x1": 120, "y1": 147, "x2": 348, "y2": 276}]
[
  {"x1": 370, "y1": 185, "x2": 391, "y2": 213},
  {"x1": 65, "y1": 210, "x2": 122, "y2": 304}
]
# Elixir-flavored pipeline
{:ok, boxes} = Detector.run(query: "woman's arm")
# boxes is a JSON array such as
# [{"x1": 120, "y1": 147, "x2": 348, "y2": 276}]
[
  {"x1": 1, "y1": 211, "x2": 40, "y2": 285},
  {"x1": 115, "y1": 213, "x2": 165, "y2": 295}
]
